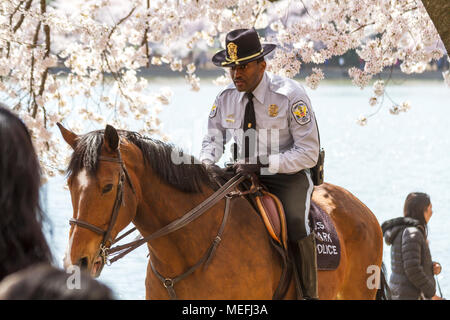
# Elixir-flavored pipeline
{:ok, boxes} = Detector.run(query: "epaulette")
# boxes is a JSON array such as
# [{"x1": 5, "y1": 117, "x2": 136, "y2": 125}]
[
  {"x1": 268, "y1": 73, "x2": 306, "y2": 100},
  {"x1": 216, "y1": 82, "x2": 236, "y2": 98}
]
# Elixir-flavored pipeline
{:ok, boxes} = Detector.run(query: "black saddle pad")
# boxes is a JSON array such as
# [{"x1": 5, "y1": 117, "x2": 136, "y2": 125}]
[{"x1": 308, "y1": 201, "x2": 341, "y2": 270}]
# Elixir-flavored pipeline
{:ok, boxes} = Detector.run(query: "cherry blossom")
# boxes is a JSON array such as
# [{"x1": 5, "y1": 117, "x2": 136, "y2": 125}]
[{"x1": 0, "y1": 0, "x2": 447, "y2": 176}]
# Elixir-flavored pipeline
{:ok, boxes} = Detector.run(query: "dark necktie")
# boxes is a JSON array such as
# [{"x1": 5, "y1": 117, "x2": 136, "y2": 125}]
[
  {"x1": 243, "y1": 92, "x2": 256, "y2": 132},
  {"x1": 242, "y1": 92, "x2": 256, "y2": 159}
]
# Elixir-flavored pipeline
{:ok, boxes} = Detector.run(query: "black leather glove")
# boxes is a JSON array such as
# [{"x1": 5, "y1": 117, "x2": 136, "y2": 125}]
[{"x1": 233, "y1": 157, "x2": 268, "y2": 175}]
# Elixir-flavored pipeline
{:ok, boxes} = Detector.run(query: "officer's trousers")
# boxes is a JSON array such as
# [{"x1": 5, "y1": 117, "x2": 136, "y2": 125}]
[{"x1": 259, "y1": 169, "x2": 314, "y2": 242}]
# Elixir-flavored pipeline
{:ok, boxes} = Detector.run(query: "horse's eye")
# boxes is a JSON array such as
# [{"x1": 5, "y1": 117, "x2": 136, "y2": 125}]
[{"x1": 102, "y1": 184, "x2": 113, "y2": 194}]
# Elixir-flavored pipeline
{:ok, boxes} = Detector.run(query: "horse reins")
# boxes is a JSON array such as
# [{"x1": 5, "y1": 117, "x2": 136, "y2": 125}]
[{"x1": 68, "y1": 143, "x2": 248, "y2": 299}]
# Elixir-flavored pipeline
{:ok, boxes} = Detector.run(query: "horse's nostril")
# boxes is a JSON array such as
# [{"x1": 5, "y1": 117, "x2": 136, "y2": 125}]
[{"x1": 78, "y1": 257, "x2": 89, "y2": 270}]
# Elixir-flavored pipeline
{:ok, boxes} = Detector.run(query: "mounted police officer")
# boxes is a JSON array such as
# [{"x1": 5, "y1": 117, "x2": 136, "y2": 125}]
[{"x1": 200, "y1": 28, "x2": 320, "y2": 299}]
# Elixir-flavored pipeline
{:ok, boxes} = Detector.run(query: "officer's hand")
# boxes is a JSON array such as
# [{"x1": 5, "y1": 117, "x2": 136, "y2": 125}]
[
  {"x1": 202, "y1": 160, "x2": 223, "y2": 179},
  {"x1": 233, "y1": 158, "x2": 268, "y2": 175}
]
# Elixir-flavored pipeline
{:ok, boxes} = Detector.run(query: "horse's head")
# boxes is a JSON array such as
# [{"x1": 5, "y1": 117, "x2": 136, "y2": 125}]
[{"x1": 58, "y1": 123, "x2": 142, "y2": 277}]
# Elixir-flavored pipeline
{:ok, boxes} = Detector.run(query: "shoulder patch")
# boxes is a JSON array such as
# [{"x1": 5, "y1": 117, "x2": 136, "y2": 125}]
[
  {"x1": 291, "y1": 100, "x2": 311, "y2": 125},
  {"x1": 210, "y1": 85, "x2": 235, "y2": 118},
  {"x1": 209, "y1": 104, "x2": 218, "y2": 118}
]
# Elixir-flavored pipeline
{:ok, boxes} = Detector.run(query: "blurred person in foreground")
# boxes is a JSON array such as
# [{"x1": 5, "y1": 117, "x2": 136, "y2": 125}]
[
  {"x1": 0, "y1": 103, "x2": 114, "y2": 300},
  {"x1": 0, "y1": 263, "x2": 115, "y2": 300},
  {"x1": 382, "y1": 192, "x2": 443, "y2": 300},
  {"x1": 0, "y1": 103, "x2": 53, "y2": 282}
]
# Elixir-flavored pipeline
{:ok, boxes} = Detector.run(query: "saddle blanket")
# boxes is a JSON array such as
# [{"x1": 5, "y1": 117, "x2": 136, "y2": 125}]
[{"x1": 308, "y1": 201, "x2": 341, "y2": 270}]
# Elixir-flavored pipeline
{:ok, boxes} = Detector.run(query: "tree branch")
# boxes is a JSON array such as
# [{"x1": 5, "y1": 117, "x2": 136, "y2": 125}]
[
  {"x1": 351, "y1": 22, "x2": 375, "y2": 34},
  {"x1": 107, "y1": 6, "x2": 136, "y2": 40},
  {"x1": 7, "y1": 0, "x2": 33, "y2": 58},
  {"x1": 9, "y1": 1, "x2": 25, "y2": 25},
  {"x1": 12, "y1": 0, "x2": 33, "y2": 32},
  {"x1": 41, "y1": 0, "x2": 50, "y2": 58},
  {"x1": 30, "y1": 20, "x2": 41, "y2": 117},
  {"x1": 141, "y1": 0, "x2": 150, "y2": 68}
]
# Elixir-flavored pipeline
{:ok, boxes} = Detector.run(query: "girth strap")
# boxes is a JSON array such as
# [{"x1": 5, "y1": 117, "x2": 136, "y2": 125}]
[{"x1": 270, "y1": 238, "x2": 292, "y2": 300}]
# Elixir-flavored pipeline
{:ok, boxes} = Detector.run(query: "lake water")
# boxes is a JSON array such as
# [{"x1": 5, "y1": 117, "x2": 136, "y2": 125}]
[{"x1": 43, "y1": 77, "x2": 450, "y2": 299}]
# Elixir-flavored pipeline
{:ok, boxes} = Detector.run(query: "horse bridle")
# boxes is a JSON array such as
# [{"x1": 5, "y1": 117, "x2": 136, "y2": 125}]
[{"x1": 69, "y1": 148, "x2": 136, "y2": 267}]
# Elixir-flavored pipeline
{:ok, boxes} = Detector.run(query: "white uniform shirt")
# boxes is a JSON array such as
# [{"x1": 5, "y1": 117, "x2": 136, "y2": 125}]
[{"x1": 200, "y1": 72, "x2": 319, "y2": 174}]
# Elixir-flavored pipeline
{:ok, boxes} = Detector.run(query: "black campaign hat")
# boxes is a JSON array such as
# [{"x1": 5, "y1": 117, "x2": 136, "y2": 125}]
[{"x1": 212, "y1": 28, "x2": 276, "y2": 67}]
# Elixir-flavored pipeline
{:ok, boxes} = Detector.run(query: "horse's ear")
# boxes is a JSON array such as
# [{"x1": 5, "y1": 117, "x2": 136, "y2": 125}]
[
  {"x1": 104, "y1": 124, "x2": 119, "y2": 152},
  {"x1": 57, "y1": 122, "x2": 78, "y2": 150}
]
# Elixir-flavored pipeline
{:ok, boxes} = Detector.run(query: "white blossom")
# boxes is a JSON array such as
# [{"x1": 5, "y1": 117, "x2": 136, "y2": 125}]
[
  {"x1": 400, "y1": 101, "x2": 411, "y2": 112},
  {"x1": 389, "y1": 105, "x2": 401, "y2": 115},
  {"x1": 305, "y1": 68, "x2": 324, "y2": 90},
  {"x1": 213, "y1": 73, "x2": 233, "y2": 86},
  {"x1": 0, "y1": 0, "x2": 445, "y2": 178},
  {"x1": 186, "y1": 63, "x2": 196, "y2": 74},
  {"x1": 369, "y1": 97, "x2": 378, "y2": 106},
  {"x1": 356, "y1": 115, "x2": 368, "y2": 126}
]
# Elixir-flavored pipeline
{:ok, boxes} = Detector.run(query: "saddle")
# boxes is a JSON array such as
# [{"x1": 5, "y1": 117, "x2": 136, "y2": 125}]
[
  {"x1": 209, "y1": 169, "x2": 340, "y2": 299},
  {"x1": 211, "y1": 170, "x2": 341, "y2": 270},
  {"x1": 255, "y1": 189, "x2": 288, "y2": 250},
  {"x1": 244, "y1": 180, "x2": 340, "y2": 271}
]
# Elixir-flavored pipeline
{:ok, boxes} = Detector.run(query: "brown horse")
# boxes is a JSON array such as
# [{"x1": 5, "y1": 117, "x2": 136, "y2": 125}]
[{"x1": 58, "y1": 123, "x2": 384, "y2": 300}]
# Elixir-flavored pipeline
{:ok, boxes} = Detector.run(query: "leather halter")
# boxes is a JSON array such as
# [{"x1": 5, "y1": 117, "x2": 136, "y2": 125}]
[{"x1": 69, "y1": 148, "x2": 136, "y2": 266}]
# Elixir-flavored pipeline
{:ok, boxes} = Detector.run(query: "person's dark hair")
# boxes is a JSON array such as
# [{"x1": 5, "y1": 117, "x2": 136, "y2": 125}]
[
  {"x1": 403, "y1": 192, "x2": 430, "y2": 237},
  {"x1": 0, "y1": 103, "x2": 53, "y2": 282},
  {"x1": 0, "y1": 263, "x2": 115, "y2": 300},
  {"x1": 256, "y1": 57, "x2": 265, "y2": 64}
]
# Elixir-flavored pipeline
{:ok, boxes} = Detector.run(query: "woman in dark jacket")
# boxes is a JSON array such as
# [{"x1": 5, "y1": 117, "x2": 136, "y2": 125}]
[{"x1": 381, "y1": 192, "x2": 442, "y2": 300}]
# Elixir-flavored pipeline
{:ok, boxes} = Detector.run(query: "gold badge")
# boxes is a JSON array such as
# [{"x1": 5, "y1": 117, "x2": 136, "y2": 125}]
[
  {"x1": 227, "y1": 42, "x2": 238, "y2": 61},
  {"x1": 268, "y1": 104, "x2": 279, "y2": 117}
]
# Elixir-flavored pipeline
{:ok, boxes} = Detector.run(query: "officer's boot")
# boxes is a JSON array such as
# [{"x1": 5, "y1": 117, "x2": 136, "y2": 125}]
[{"x1": 292, "y1": 232, "x2": 319, "y2": 300}]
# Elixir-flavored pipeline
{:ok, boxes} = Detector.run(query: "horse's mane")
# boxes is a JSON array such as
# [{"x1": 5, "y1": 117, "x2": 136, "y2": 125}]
[{"x1": 67, "y1": 129, "x2": 214, "y2": 193}]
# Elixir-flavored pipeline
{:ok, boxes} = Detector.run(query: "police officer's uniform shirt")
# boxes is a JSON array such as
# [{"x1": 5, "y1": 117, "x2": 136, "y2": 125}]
[{"x1": 200, "y1": 72, "x2": 319, "y2": 174}]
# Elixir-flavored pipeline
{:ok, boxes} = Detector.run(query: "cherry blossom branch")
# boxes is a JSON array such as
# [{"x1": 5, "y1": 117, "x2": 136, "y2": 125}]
[
  {"x1": 253, "y1": 5, "x2": 264, "y2": 28},
  {"x1": 96, "y1": 6, "x2": 140, "y2": 113},
  {"x1": 0, "y1": 0, "x2": 446, "y2": 176},
  {"x1": 351, "y1": 22, "x2": 375, "y2": 34},
  {"x1": 12, "y1": 0, "x2": 32, "y2": 32},
  {"x1": 6, "y1": 0, "x2": 32, "y2": 58},
  {"x1": 101, "y1": 51, "x2": 134, "y2": 106},
  {"x1": 107, "y1": 6, "x2": 136, "y2": 40},
  {"x1": 37, "y1": 0, "x2": 50, "y2": 128},
  {"x1": 8, "y1": 0, "x2": 25, "y2": 29},
  {"x1": 299, "y1": 0, "x2": 314, "y2": 20},
  {"x1": 29, "y1": 20, "x2": 41, "y2": 117},
  {"x1": 141, "y1": 0, "x2": 151, "y2": 68}
]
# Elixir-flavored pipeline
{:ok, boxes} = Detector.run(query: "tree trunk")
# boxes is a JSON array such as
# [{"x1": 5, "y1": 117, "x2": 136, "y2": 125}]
[{"x1": 421, "y1": 0, "x2": 450, "y2": 55}]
